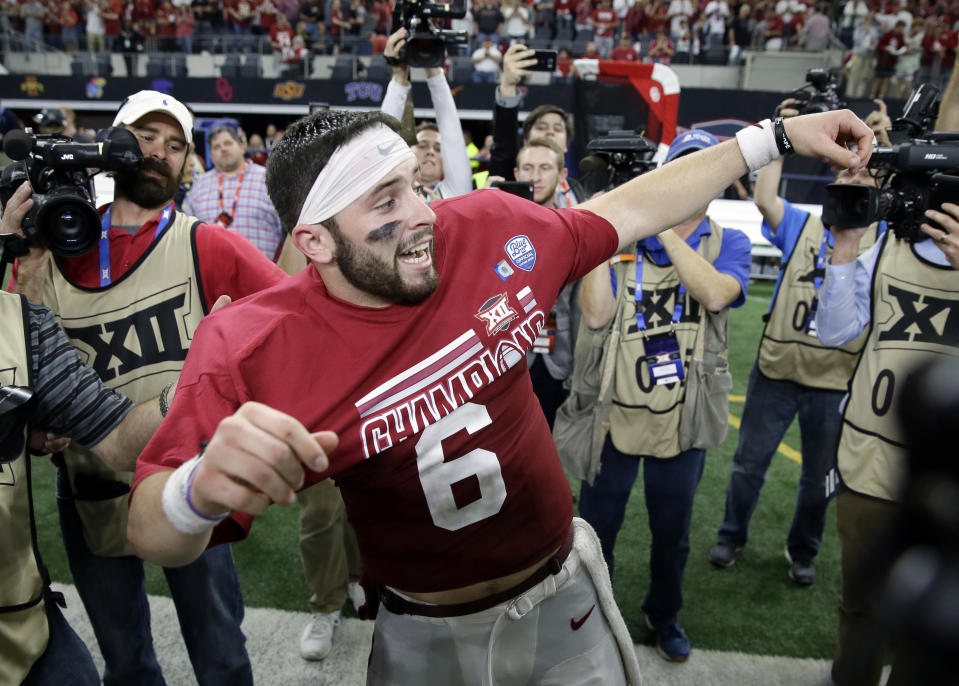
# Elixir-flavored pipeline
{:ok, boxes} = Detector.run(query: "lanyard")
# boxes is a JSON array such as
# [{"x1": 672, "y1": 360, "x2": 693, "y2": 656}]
[
  {"x1": 630, "y1": 250, "x2": 686, "y2": 333},
  {"x1": 813, "y1": 229, "x2": 829, "y2": 291},
  {"x1": 98, "y1": 203, "x2": 175, "y2": 287},
  {"x1": 218, "y1": 163, "x2": 246, "y2": 218}
]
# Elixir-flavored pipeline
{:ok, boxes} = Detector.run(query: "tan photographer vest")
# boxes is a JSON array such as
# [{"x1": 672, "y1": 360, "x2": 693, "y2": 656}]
[
  {"x1": 42, "y1": 212, "x2": 205, "y2": 556},
  {"x1": 0, "y1": 292, "x2": 50, "y2": 684},
  {"x1": 608, "y1": 221, "x2": 727, "y2": 458},
  {"x1": 838, "y1": 235, "x2": 959, "y2": 501},
  {"x1": 758, "y1": 216, "x2": 880, "y2": 390}
]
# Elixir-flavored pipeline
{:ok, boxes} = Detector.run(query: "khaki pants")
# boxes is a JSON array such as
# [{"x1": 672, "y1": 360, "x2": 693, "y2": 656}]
[
  {"x1": 297, "y1": 480, "x2": 361, "y2": 614},
  {"x1": 833, "y1": 490, "x2": 898, "y2": 686}
]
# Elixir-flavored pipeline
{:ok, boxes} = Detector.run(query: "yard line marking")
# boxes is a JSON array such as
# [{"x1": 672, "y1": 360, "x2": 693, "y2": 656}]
[{"x1": 727, "y1": 402, "x2": 802, "y2": 465}]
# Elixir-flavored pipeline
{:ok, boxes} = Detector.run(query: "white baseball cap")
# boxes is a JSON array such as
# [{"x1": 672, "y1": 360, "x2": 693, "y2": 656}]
[{"x1": 113, "y1": 90, "x2": 194, "y2": 145}]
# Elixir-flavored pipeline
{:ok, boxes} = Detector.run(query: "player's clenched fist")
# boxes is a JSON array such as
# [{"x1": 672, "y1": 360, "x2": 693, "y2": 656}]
[{"x1": 190, "y1": 402, "x2": 338, "y2": 517}]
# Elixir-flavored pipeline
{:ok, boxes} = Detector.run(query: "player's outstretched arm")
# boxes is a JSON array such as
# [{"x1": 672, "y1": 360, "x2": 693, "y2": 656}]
[
  {"x1": 580, "y1": 109, "x2": 874, "y2": 253},
  {"x1": 128, "y1": 402, "x2": 337, "y2": 567}
]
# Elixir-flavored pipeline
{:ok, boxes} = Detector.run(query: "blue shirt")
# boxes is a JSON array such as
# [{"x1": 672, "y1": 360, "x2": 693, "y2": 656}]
[{"x1": 639, "y1": 217, "x2": 752, "y2": 309}]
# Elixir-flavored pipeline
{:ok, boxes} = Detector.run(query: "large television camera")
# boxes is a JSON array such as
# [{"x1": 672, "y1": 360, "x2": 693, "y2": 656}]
[
  {"x1": 789, "y1": 67, "x2": 847, "y2": 115},
  {"x1": 822, "y1": 85, "x2": 959, "y2": 242},
  {"x1": 579, "y1": 130, "x2": 658, "y2": 194},
  {"x1": 0, "y1": 127, "x2": 141, "y2": 258},
  {"x1": 390, "y1": 0, "x2": 467, "y2": 68}
]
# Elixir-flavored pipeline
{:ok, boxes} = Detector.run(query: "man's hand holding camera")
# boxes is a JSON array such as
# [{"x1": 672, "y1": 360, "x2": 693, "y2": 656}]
[
  {"x1": 922, "y1": 203, "x2": 959, "y2": 270},
  {"x1": 2, "y1": 179, "x2": 50, "y2": 303},
  {"x1": 499, "y1": 43, "x2": 537, "y2": 98},
  {"x1": 385, "y1": 27, "x2": 444, "y2": 83}
]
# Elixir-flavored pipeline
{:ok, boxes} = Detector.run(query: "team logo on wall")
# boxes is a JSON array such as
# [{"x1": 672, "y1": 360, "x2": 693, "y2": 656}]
[
  {"x1": 19, "y1": 76, "x2": 44, "y2": 96},
  {"x1": 505, "y1": 235, "x2": 536, "y2": 271},
  {"x1": 85, "y1": 77, "x2": 107, "y2": 99},
  {"x1": 274, "y1": 81, "x2": 305, "y2": 101},
  {"x1": 475, "y1": 293, "x2": 518, "y2": 335}
]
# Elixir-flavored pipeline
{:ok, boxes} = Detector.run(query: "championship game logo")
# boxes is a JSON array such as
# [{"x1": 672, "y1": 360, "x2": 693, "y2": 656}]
[
  {"x1": 875, "y1": 275, "x2": 959, "y2": 352},
  {"x1": 475, "y1": 293, "x2": 518, "y2": 335},
  {"x1": 505, "y1": 235, "x2": 536, "y2": 271}
]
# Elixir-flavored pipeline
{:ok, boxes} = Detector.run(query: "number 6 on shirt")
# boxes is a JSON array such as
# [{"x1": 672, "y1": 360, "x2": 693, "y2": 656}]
[{"x1": 415, "y1": 402, "x2": 507, "y2": 531}]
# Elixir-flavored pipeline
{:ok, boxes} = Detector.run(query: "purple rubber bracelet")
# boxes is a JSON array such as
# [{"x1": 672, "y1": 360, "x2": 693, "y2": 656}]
[{"x1": 185, "y1": 459, "x2": 230, "y2": 523}]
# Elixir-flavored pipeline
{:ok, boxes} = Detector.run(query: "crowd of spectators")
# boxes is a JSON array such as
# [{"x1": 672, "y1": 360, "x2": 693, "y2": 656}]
[{"x1": 1, "y1": 0, "x2": 957, "y2": 80}]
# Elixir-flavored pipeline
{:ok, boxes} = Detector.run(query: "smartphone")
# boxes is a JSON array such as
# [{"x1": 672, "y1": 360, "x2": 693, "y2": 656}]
[
  {"x1": 529, "y1": 49, "x2": 558, "y2": 72},
  {"x1": 491, "y1": 180, "x2": 534, "y2": 201}
]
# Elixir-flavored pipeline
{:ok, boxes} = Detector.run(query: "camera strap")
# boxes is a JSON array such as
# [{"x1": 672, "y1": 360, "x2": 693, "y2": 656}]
[
  {"x1": 98, "y1": 202, "x2": 175, "y2": 287},
  {"x1": 217, "y1": 163, "x2": 246, "y2": 226},
  {"x1": 628, "y1": 250, "x2": 686, "y2": 333}
]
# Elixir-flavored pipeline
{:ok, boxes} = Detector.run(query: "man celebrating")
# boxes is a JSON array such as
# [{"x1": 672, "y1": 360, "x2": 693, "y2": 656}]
[
  {"x1": 184, "y1": 125, "x2": 285, "y2": 260},
  {"x1": 8, "y1": 90, "x2": 285, "y2": 686},
  {"x1": 127, "y1": 107, "x2": 874, "y2": 684}
]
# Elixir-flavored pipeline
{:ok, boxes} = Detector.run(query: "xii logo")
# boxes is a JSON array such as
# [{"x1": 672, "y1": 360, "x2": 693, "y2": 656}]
[
  {"x1": 64, "y1": 292, "x2": 192, "y2": 382},
  {"x1": 876, "y1": 282, "x2": 959, "y2": 348}
]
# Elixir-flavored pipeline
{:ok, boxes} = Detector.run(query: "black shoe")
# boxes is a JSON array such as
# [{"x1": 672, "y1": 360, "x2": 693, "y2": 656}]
[
  {"x1": 785, "y1": 548, "x2": 816, "y2": 585},
  {"x1": 708, "y1": 541, "x2": 741, "y2": 568}
]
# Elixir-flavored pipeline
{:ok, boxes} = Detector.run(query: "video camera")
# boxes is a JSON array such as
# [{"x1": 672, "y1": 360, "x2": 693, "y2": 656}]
[
  {"x1": 579, "y1": 130, "x2": 658, "y2": 193},
  {"x1": 789, "y1": 67, "x2": 847, "y2": 115},
  {"x1": 390, "y1": 0, "x2": 468, "y2": 68},
  {"x1": 0, "y1": 127, "x2": 141, "y2": 258},
  {"x1": 822, "y1": 84, "x2": 959, "y2": 242}
]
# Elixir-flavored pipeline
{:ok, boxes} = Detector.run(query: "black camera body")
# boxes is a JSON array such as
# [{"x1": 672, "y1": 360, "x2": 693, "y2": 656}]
[
  {"x1": 790, "y1": 67, "x2": 847, "y2": 115},
  {"x1": 822, "y1": 85, "x2": 959, "y2": 242},
  {"x1": 580, "y1": 130, "x2": 658, "y2": 192},
  {"x1": 0, "y1": 127, "x2": 141, "y2": 257},
  {"x1": 390, "y1": 0, "x2": 467, "y2": 68}
]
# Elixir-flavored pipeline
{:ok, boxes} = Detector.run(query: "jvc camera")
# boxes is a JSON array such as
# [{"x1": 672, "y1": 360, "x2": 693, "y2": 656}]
[
  {"x1": 580, "y1": 130, "x2": 658, "y2": 193},
  {"x1": 789, "y1": 68, "x2": 847, "y2": 115},
  {"x1": 822, "y1": 85, "x2": 959, "y2": 242},
  {"x1": 0, "y1": 127, "x2": 141, "y2": 257},
  {"x1": 390, "y1": 0, "x2": 468, "y2": 68}
]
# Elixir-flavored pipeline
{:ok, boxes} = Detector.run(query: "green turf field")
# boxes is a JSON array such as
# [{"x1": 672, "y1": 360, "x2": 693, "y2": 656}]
[{"x1": 29, "y1": 279, "x2": 842, "y2": 660}]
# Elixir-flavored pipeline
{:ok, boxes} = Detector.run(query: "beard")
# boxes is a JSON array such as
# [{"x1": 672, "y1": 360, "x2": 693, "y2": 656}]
[
  {"x1": 113, "y1": 158, "x2": 180, "y2": 209},
  {"x1": 328, "y1": 223, "x2": 438, "y2": 306}
]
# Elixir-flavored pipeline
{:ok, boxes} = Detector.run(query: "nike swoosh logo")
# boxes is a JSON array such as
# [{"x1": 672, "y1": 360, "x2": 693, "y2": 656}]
[
  {"x1": 377, "y1": 140, "x2": 404, "y2": 156},
  {"x1": 570, "y1": 605, "x2": 595, "y2": 631}
]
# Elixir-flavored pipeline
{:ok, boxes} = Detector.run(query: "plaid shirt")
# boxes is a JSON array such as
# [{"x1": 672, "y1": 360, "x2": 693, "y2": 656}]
[{"x1": 184, "y1": 161, "x2": 285, "y2": 260}]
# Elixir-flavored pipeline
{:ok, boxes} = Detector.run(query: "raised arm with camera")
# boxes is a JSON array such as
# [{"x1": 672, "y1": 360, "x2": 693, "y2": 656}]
[
  {"x1": 380, "y1": 27, "x2": 472, "y2": 199},
  {"x1": 489, "y1": 43, "x2": 539, "y2": 180}
]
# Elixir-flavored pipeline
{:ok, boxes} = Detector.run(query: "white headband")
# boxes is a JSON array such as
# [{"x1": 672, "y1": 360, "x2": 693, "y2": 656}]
[{"x1": 296, "y1": 124, "x2": 416, "y2": 226}]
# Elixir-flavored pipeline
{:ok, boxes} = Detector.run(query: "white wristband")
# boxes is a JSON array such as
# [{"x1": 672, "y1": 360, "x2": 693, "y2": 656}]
[
  {"x1": 735, "y1": 119, "x2": 781, "y2": 172},
  {"x1": 161, "y1": 454, "x2": 231, "y2": 535}
]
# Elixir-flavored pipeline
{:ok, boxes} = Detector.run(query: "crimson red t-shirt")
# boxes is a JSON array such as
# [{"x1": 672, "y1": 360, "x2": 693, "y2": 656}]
[
  {"x1": 132, "y1": 190, "x2": 619, "y2": 592},
  {"x1": 591, "y1": 7, "x2": 618, "y2": 36}
]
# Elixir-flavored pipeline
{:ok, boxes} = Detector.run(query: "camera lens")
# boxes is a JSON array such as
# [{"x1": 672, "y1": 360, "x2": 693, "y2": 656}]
[{"x1": 35, "y1": 191, "x2": 101, "y2": 257}]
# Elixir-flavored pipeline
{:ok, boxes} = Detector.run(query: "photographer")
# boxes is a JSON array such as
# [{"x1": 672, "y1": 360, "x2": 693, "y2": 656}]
[
  {"x1": 709, "y1": 99, "x2": 887, "y2": 585},
  {"x1": 0, "y1": 287, "x2": 171, "y2": 686},
  {"x1": 816, "y1": 138, "x2": 959, "y2": 685},
  {"x1": 3, "y1": 90, "x2": 286, "y2": 686},
  {"x1": 576, "y1": 130, "x2": 752, "y2": 663},
  {"x1": 488, "y1": 43, "x2": 584, "y2": 207},
  {"x1": 380, "y1": 28, "x2": 472, "y2": 200}
]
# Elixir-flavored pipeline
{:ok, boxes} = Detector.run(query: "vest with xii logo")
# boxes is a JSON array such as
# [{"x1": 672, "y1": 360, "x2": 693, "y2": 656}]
[
  {"x1": 838, "y1": 235, "x2": 959, "y2": 501},
  {"x1": 0, "y1": 293, "x2": 50, "y2": 684},
  {"x1": 609, "y1": 220, "x2": 727, "y2": 458},
  {"x1": 43, "y1": 211, "x2": 205, "y2": 556},
  {"x1": 759, "y1": 216, "x2": 880, "y2": 390}
]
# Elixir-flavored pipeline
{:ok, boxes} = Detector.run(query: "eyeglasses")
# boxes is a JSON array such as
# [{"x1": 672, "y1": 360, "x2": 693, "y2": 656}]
[{"x1": 0, "y1": 386, "x2": 34, "y2": 464}]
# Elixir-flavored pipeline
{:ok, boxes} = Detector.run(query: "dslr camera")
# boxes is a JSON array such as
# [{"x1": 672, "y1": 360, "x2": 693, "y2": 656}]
[
  {"x1": 789, "y1": 67, "x2": 847, "y2": 115},
  {"x1": 0, "y1": 127, "x2": 141, "y2": 258},
  {"x1": 822, "y1": 84, "x2": 959, "y2": 242},
  {"x1": 390, "y1": 0, "x2": 468, "y2": 68},
  {"x1": 580, "y1": 130, "x2": 658, "y2": 193}
]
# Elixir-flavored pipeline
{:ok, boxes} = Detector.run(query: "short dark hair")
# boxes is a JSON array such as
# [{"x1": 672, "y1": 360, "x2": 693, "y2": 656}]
[
  {"x1": 522, "y1": 105, "x2": 572, "y2": 143},
  {"x1": 415, "y1": 122, "x2": 439, "y2": 136},
  {"x1": 517, "y1": 136, "x2": 565, "y2": 171},
  {"x1": 266, "y1": 110, "x2": 404, "y2": 232},
  {"x1": 209, "y1": 125, "x2": 242, "y2": 145}
]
